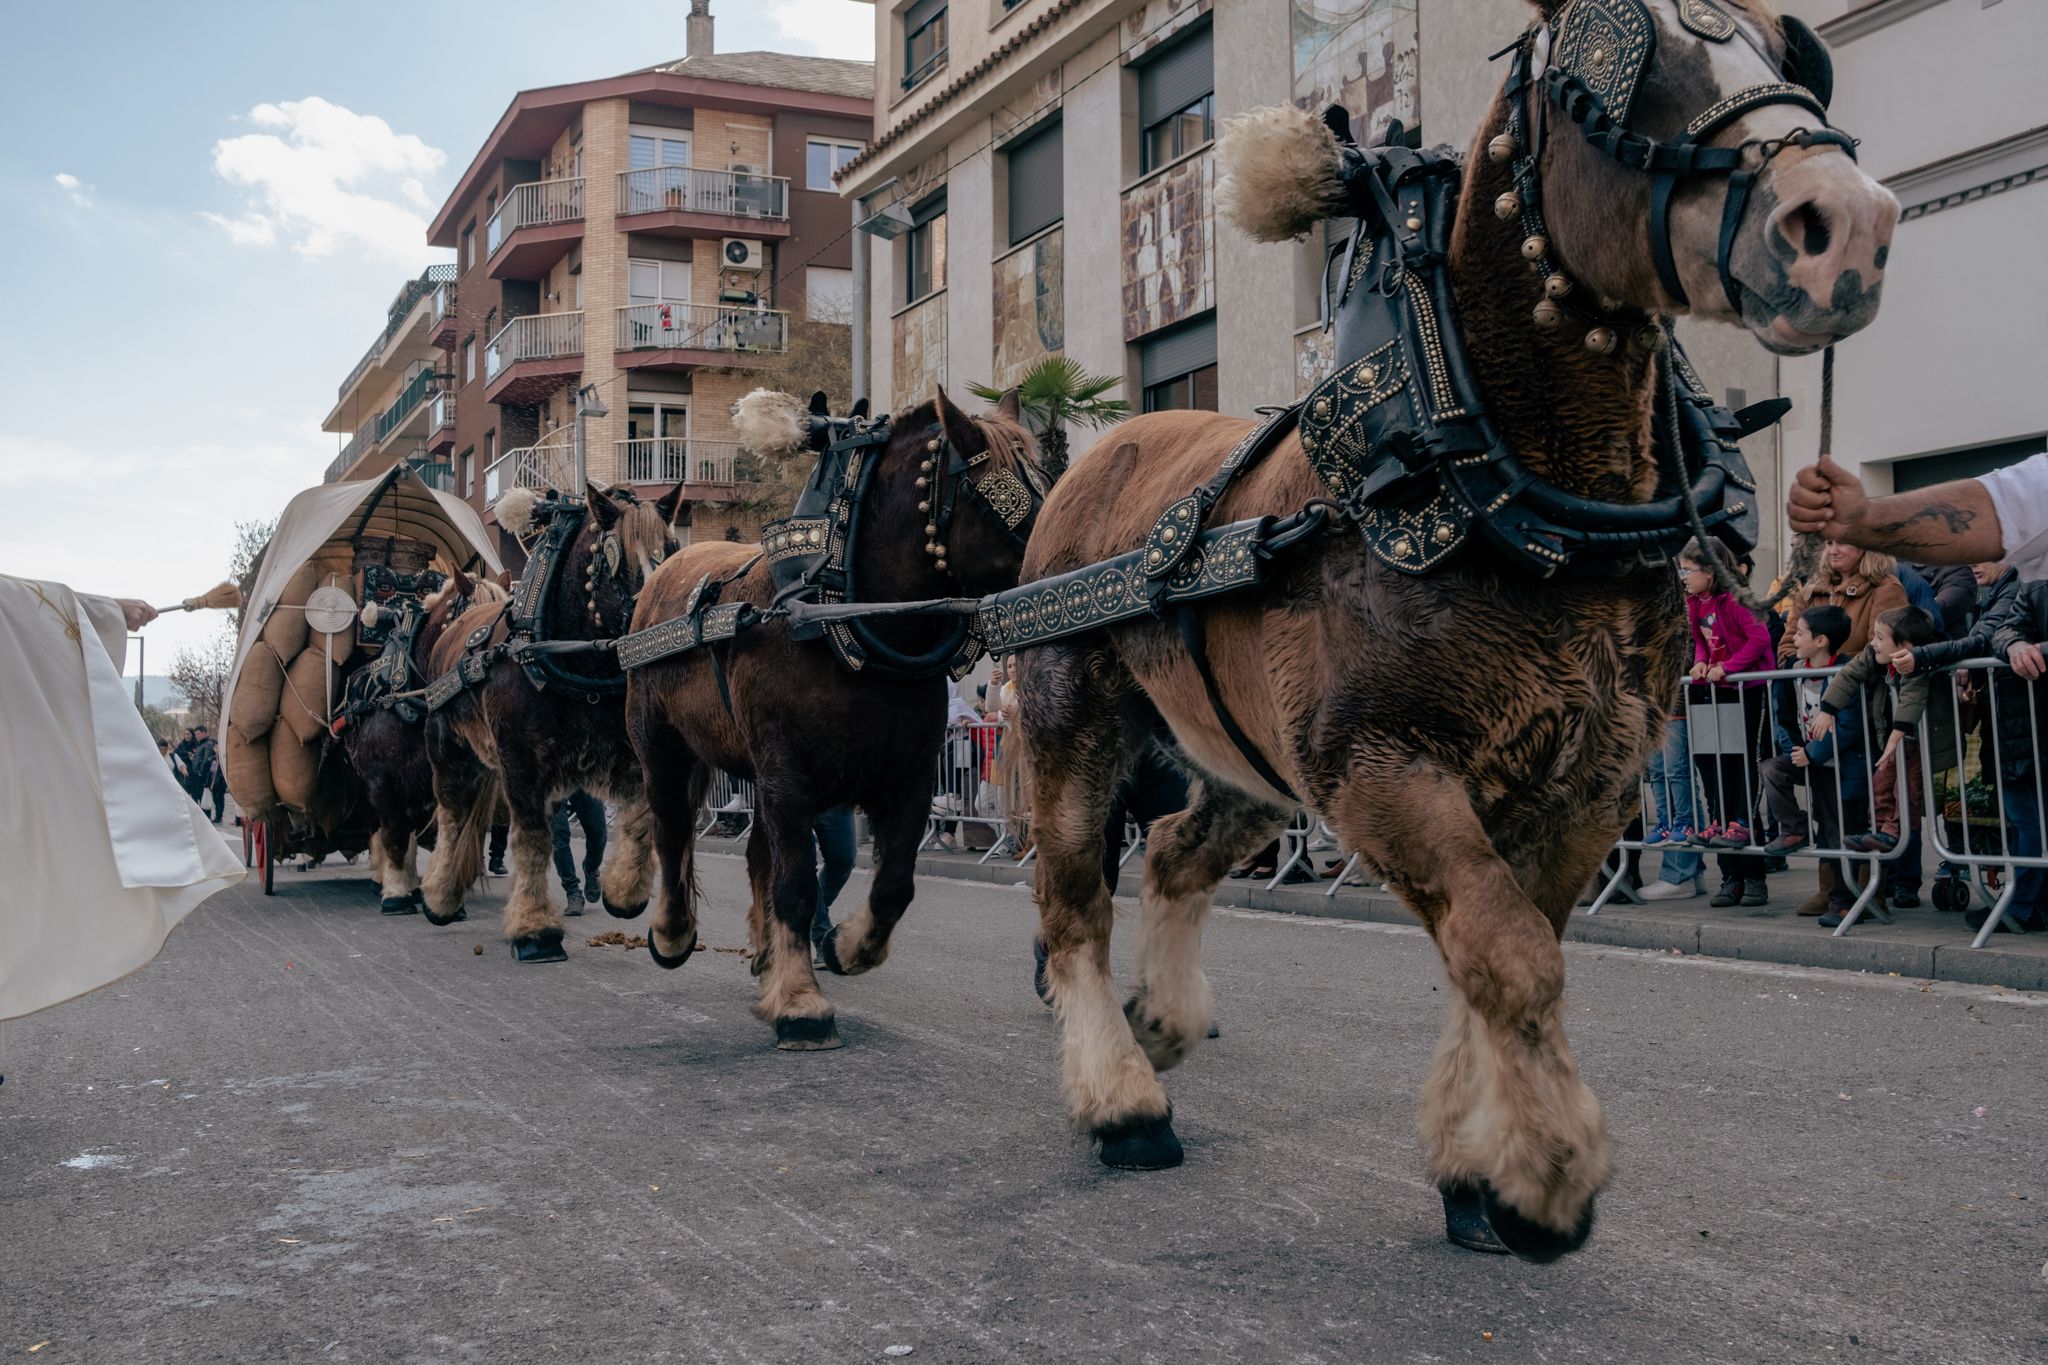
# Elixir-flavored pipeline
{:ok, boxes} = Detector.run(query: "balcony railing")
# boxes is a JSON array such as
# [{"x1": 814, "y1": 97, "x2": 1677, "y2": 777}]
[
  {"x1": 375, "y1": 368, "x2": 440, "y2": 442},
  {"x1": 335, "y1": 264, "x2": 459, "y2": 401},
  {"x1": 428, "y1": 391, "x2": 455, "y2": 432},
  {"x1": 487, "y1": 177, "x2": 584, "y2": 255},
  {"x1": 486, "y1": 312, "x2": 583, "y2": 381},
  {"x1": 617, "y1": 166, "x2": 789, "y2": 221},
  {"x1": 430, "y1": 280, "x2": 456, "y2": 326},
  {"x1": 484, "y1": 431, "x2": 575, "y2": 504},
  {"x1": 325, "y1": 425, "x2": 377, "y2": 484},
  {"x1": 615, "y1": 438, "x2": 751, "y2": 486},
  {"x1": 616, "y1": 302, "x2": 787, "y2": 355},
  {"x1": 407, "y1": 459, "x2": 454, "y2": 493}
]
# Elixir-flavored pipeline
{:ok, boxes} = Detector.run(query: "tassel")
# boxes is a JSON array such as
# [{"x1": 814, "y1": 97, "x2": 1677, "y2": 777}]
[{"x1": 155, "y1": 580, "x2": 243, "y2": 612}]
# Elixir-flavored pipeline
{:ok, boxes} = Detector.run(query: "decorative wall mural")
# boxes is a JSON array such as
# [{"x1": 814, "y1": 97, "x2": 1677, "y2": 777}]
[
  {"x1": 993, "y1": 228, "x2": 1065, "y2": 389},
  {"x1": 1291, "y1": 0, "x2": 1420, "y2": 143},
  {"x1": 1122, "y1": 152, "x2": 1214, "y2": 341},
  {"x1": 893, "y1": 293, "x2": 948, "y2": 411}
]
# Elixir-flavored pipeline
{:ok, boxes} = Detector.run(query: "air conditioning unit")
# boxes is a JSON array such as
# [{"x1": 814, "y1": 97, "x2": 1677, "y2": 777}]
[{"x1": 721, "y1": 238, "x2": 766, "y2": 272}]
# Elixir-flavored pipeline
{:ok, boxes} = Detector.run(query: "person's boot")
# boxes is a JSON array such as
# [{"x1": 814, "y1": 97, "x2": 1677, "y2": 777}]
[
  {"x1": 1798, "y1": 863, "x2": 1837, "y2": 917},
  {"x1": 1740, "y1": 878, "x2": 1769, "y2": 907},
  {"x1": 562, "y1": 881, "x2": 583, "y2": 916},
  {"x1": 1709, "y1": 878, "x2": 1743, "y2": 908}
]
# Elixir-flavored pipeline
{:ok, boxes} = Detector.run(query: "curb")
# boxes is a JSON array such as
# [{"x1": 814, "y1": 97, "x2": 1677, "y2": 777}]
[{"x1": 697, "y1": 838, "x2": 2047, "y2": 992}]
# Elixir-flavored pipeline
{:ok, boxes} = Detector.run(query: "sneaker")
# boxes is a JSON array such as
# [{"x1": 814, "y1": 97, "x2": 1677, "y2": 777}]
[
  {"x1": 1709, "y1": 879, "x2": 1743, "y2": 908},
  {"x1": 1890, "y1": 887, "x2": 1921, "y2": 910},
  {"x1": 561, "y1": 883, "x2": 584, "y2": 917},
  {"x1": 1818, "y1": 903, "x2": 1854, "y2": 929},
  {"x1": 584, "y1": 884, "x2": 601, "y2": 906},
  {"x1": 1712, "y1": 821, "x2": 1755, "y2": 849},
  {"x1": 1691, "y1": 823, "x2": 1724, "y2": 848},
  {"x1": 1763, "y1": 832, "x2": 1809, "y2": 855},
  {"x1": 487, "y1": 857, "x2": 508, "y2": 877},
  {"x1": 1639, "y1": 878, "x2": 1702, "y2": 901},
  {"x1": 1864, "y1": 830, "x2": 1900, "y2": 852},
  {"x1": 1740, "y1": 879, "x2": 1769, "y2": 906},
  {"x1": 1642, "y1": 823, "x2": 1675, "y2": 848}
]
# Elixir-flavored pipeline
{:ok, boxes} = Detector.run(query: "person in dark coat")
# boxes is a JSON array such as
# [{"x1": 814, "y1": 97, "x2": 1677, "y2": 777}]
[{"x1": 1912, "y1": 562, "x2": 1979, "y2": 639}]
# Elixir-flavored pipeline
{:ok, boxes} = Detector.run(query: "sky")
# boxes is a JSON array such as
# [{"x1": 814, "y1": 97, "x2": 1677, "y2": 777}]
[{"x1": 0, "y1": 0, "x2": 874, "y2": 681}]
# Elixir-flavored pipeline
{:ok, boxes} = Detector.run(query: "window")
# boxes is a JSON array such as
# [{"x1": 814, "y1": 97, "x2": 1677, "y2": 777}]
[
  {"x1": 1137, "y1": 22, "x2": 1215, "y2": 174},
  {"x1": 1005, "y1": 116, "x2": 1063, "y2": 246},
  {"x1": 807, "y1": 138, "x2": 866, "y2": 191},
  {"x1": 464, "y1": 338, "x2": 476, "y2": 383},
  {"x1": 626, "y1": 400, "x2": 691, "y2": 482},
  {"x1": 625, "y1": 258, "x2": 694, "y2": 348},
  {"x1": 462, "y1": 221, "x2": 476, "y2": 270},
  {"x1": 629, "y1": 128, "x2": 691, "y2": 170},
  {"x1": 904, "y1": 191, "x2": 947, "y2": 305},
  {"x1": 460, "y1": 448, "x2": 475, "y2": 498},
  {"x1": 1138, "y1": 313, "x2": 1218, "y2": 413},
  {"x1": 902, "y1": 0, "x2": 947, "y2": 89},
  {"x1": 806, "y1": 266, "x2": 855, "y2": 322},
  {"x1": 484, "y1": 431, "x2": 496, "y2": 472},
  {"x1": 628, "y1": 258, "x2": 691, "y2": 304}
]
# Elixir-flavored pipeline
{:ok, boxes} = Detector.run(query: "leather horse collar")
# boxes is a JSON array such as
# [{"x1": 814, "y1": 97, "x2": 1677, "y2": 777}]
[
  {"x1": 761, "y1": 411, "x2": 1036, "y2": 680},
  {"x1": 1512, "y1": 0, "x2": 1853, "y2": 316}
]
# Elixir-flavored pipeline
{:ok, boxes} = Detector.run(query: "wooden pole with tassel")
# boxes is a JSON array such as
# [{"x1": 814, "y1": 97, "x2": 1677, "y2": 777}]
[{"x1": 153, "y1": 581, "x2": 245, "y2": 614}]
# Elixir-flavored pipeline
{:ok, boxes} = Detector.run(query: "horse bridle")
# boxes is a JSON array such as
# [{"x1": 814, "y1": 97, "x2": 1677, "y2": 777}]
[
  {"x1": 573, "y1": 489, "x2": 676, "y2": 635},
  {"x1": 1499, "y1": 0, "x2": 1854, "y2": 329}
]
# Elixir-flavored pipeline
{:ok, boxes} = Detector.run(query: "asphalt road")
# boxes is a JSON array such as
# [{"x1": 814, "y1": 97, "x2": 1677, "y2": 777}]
[{"x1": 4, "y1": 853, "x2": 2046, "y2": 1364}]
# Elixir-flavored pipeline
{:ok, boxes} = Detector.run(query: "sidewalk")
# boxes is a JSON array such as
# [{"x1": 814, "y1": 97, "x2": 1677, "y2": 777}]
[{"x1": 731, "y1": 836, "x2": 2048, "y2": 992}]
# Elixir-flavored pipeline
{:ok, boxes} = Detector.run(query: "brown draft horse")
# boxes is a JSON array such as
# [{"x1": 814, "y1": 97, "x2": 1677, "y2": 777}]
[
  {"x1": 340, "y1": 569, "x2": 507, "y2": 916},
  {"x1": 420, "y1": 484, "x2": 684, "y2": 961},
  {"x1": 1015, "y1": 0, "x2": 1896, "y2": 1260},
  {"x1": 623, "y1": 389, "x2": 1044, "y2": 1049}
]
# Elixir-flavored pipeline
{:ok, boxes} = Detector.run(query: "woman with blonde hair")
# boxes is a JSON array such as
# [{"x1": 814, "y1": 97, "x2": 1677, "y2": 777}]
[{"x1": 1779, "y1": 541, "x2": 1908, "y2": 662}]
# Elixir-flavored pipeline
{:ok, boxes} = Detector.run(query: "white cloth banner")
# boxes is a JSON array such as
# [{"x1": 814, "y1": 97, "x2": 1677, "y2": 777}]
[{"x1": 0, "y1": 574, "x2": 244, "y2": 1024}]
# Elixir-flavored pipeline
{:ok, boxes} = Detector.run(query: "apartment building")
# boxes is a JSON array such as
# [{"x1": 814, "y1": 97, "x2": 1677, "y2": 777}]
[
  {"x1": 1776, "y1": 0, "x2": 2048, "y2": 501},
  {"x1": 325, "y1": 3, "x2": 872, "y2": 557},
  {"x1": 848, "y1": 0, "x2": 2048, "y2": 581},
  {"x1": 319, "y1": 265, "x2": 460, "y2": 492}
]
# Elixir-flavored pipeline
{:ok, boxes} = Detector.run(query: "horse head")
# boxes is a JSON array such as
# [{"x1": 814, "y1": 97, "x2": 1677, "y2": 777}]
[
  {"x1": 571, "y1": 482, "x2": 685, "y2": 638},
  {"x1": 1221, "y1": 0, "x2": 1894, "y2": 358}
]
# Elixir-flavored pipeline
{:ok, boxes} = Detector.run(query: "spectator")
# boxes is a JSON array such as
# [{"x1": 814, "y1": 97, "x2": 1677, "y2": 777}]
[
  {"x1": 1895, "y1": 564, "x2": 1946, "y2": 637},
  {"x1": 1962, "y1": 580, "x2": 2048, "y2": 933},
  {"x1": 549, "y1": 789, "x2": 607, "y2": 912},
  {"x1": 1680, "y1": 538, "x2": 1773, "y2": 906},
  {"x1": 1638, "y1": 698, "x2": 1706, "y2": 901},
  {"x1": 1820, "y1": 606, "x2": 1944, "y2": 919},
  {"x1": 158, "y1": 736, "x2": 184, "y2": 782},
  {"x1": 1913, "y1": 562, "x2": 1978, "y2": 638},
  {"x1": 1759, "y1": 605, "x2": 1863, "y2": 919},
  {"x1": 932, "y1": 679, "x2": 981, "y2": 852},
  {"x1": 1903, "y1": 563, "x2": 2022, "y2": 671},
  {"x1": 1779, "y1": 542, "x2": 1909, "y2": 662},
  {"x1": 187, "y1": 726, "x2": 220, "y2": 823}
]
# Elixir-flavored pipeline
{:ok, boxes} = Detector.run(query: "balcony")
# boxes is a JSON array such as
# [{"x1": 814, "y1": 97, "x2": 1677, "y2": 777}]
[
  {"x1": 375, "y1": 368, "x2": 440, "y2": 444},
  {"x1": 615, "y1": 166, "x2": 791, "y2": 239},
  {"x1": 615, "y1": 302, "x2": 787, "y2": 372},
  {"x1": 407, "y1": 459, "x2": 454, "y2": 493},
  {"x1": 614, "y1": 438, "x2": 755, "y2": 491},
  {"x1": 426, "y1": 391, "x2": 457, "y2": 455},
  {"x1": 484, "y1": 312, "x2": 583, "y2": 404},
  {"x1": 486, "y1": 177, "x2": 584, "y2": 279},
  {"x1": 324, "y1": 425, "x2": 378, "y2": 484},
  {"x1": 428, "y1": 281, "x2": 459, "y2": 351},
  {"x1": 484, "y1": 431, "x2": 575, "y2": 505}
]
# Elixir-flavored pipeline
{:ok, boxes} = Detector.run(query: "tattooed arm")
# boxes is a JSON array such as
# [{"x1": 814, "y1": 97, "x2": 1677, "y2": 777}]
[{"x1": 1787, "y1": 455, "x2": 2004, "y2": 564}]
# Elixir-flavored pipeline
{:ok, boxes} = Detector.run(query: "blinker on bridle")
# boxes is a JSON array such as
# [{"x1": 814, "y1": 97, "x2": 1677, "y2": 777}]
[{"x1": 1489, "y1": 0, "x2": 1853, "y2": 348}]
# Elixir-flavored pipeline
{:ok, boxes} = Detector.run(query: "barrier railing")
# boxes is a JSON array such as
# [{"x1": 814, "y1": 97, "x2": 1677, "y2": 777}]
[
  {"x1": 1916, "y1": 657, "x2": 2048, "y2": 945},
  {"x1": 699, "y1": 771, "x2": 755, "y2": 839},
  {"x1": 924, "y1": 720, "x2": 1015, "y2": 863}
]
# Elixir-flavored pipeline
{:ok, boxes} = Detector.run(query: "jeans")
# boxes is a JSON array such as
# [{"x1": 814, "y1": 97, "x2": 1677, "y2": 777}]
[
  {"x1": 2001, "y1": 779, "x2": 2047, "y2": 918},
  {"x1": 1102, "y1": 750, "x2": 1191, "y2": 895},
  {"x1": 810, "y1": 805, "x2": 857, "y2": 945},
  {"x1": 550, "y1": 790, "x2": 607, "y2": 889},
  {"x1": 1648, "y1": 717, "x2": 1702, "y2": 885}
]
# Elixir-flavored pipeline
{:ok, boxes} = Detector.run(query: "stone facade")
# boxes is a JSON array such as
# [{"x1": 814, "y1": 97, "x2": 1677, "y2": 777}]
[
  {"x1": 1119, "y1": 151, "x2": 1213, "y2": 341},
  {"x1": 991, "y1": 228, "x2": 1064, "y2": 389}
]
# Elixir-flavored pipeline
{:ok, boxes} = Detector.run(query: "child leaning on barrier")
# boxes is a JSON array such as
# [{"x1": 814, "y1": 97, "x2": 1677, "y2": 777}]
[
  {"x1": 1814, "y1": 606, "x2": 1943, "y2": 859},
  {"x1": 1759, "y1": 605, "x2": 1863, "y2": 918}
]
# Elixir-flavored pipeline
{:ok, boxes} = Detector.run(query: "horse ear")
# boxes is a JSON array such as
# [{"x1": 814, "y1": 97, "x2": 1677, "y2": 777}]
[
  {"x1": 851, "y1": 397, "x2": 871, "y2": 420},
  {"x1": 994, "y1": 387, "x2": 1022, "y2": 423},
  {"x1": 654, "y1": 480, "x2": 686, "y2": 527},
  {"x1": 450, "y1": 564, "x2": 476, "y2": 599},
  {"x1": 584, "y1": 482, "x2": 622, "y2": 531},
  {"x1": 496, "y1": 570, "x2": 514, "y2": 589},
  {"x1": 933, "y1": 384, "x2": 980, "y2": 457},
  {"x1": 809, "y1": 391, "x2": 830, "y2": 416}
]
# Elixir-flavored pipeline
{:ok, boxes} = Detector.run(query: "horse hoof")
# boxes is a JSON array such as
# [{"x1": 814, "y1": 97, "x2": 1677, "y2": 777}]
[
  {"x1": 380, "y1": 895, "x2": 419, "y2": 916},
  {"x1": 774, "y1": 1015, "x2": 843, "y2": 1051},
  {"x1": 818, "y1": 927, "x2": 849, "y2": 976},
  {"x1": 509, "y1": 933, "x2": 568, "y2": 965},
  {"x1": 420, "y1": 900, "x2": 464, "y2": 927},
  {"x1": 647, "y1": 930, "x2": 697, "y2": 970},
  {"x1": 1479, "y1": 1182, "x2": 1595, "y2": 1263},
  {"x1": 1095, "y1": 1110, "x2": 1183, "y2": 1170},
  {"x1": 602, "y1": 897, "x2": 646, "y2": 920},
  {"x1": 1440, "y1": 1182, "x2": 1511, "y2": 1255}
]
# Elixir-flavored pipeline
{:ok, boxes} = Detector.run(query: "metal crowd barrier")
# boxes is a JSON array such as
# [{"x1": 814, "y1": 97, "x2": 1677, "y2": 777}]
[
  {"x1": 1591, "y1": 663, "x2": 1910, "y2": 934},
  {"x1": 698, "y1": 771, "x2": 755, "y2": 839},
  {"x1": 924, "y1": 719, "x2": 1017, "y2": 864},
  {"x1": 1917, "y1": 657, "x2": 2048, "y2": 946}
]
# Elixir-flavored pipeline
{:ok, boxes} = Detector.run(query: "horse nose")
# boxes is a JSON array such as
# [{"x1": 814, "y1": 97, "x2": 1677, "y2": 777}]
[{"x1": 1767, "y1": 157, "x2": 1899, "y2": 325}]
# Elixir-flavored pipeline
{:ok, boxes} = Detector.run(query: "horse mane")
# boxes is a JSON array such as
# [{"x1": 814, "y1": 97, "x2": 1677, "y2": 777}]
[{"x1": 966, "y1": 406, "x2": 1046, "y2": 488}]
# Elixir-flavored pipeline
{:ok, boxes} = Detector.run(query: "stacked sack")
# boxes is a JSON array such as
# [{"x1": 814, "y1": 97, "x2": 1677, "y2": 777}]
[{"x1": 224, "y1": 556, "x2": 357, "y2": 824}]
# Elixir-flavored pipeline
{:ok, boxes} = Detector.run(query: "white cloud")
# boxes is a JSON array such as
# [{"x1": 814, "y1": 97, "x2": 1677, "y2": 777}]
[
  {"x1": 202, "y1": 97, "x2": 445, "y2": 264},
  {"x1": 766, "y1": 0, "x2": 875, "y2": 59},
  {"x1": 53, "y1": 171, "x2": 91, "y2": 206}
]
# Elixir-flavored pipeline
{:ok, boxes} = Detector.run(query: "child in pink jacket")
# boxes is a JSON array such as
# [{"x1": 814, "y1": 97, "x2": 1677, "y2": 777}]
[{"x1": 1680, "y1": 538, "x2": 1774, "y2": 906}]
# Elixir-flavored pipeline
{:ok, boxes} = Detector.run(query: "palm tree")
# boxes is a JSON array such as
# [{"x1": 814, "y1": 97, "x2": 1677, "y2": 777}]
[{"x1": 970, "y1": 356, "x2": 1130, "y2": 483}]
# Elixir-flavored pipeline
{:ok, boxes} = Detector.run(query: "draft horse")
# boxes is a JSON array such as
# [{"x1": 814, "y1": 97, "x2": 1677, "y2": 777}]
[
  {"x1": 339, "y1": 568, "x2": 507, "y2": 915},
  {"x1": 420, "y1": 483, "x2": 684, "y2": 961},
  {"x1": 1012, "y1": 0, "x2": 1895, "y2": 1260},
  {"x1": 623, "y1": 388, "x2": 1045, "y2": 1049}
]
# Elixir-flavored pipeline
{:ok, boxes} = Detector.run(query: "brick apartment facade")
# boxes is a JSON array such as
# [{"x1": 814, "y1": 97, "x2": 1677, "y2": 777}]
[{"x1": 323, "y1": 4, "x2": 871, "y2": 565}]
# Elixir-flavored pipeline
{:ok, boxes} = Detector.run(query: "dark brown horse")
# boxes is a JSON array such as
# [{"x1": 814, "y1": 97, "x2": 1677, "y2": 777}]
[
  {"x1": 623, "y1": 388, "x2": 1044, "y2": 1049},
  {"x1": 421, "y1": 484, "x2": 683, "y2": 961},
  {"x1": 1013, "y1": 0, "x2": 1896, "y2": 1260},
  {"x1": 340, "y1": 569, "x2": 506, "y2": 915}
]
